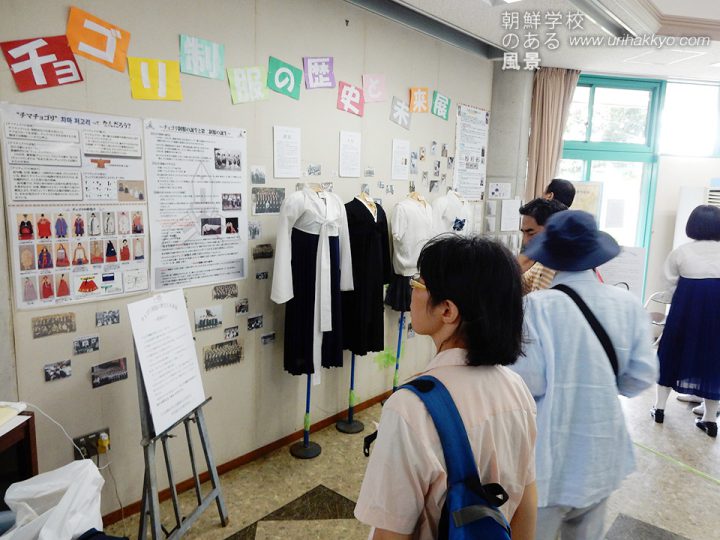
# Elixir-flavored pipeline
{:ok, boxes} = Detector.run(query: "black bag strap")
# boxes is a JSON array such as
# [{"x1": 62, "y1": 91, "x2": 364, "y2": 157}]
[{"x1": 552, "y1": 284, "x2": 619, "y2": 378}]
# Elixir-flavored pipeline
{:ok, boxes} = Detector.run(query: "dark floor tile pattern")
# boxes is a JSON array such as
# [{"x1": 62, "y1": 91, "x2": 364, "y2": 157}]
[
  {"x1": 605, "y1": 514, "x2": 691, "y2": 540},
  {"x1": 225, "y1": 485, "x2": 356, "y2": 540}
]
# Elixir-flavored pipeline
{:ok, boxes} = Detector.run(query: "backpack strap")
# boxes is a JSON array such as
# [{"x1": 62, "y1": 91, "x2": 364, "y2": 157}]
[{"x1": 552, "y1": 284, "x2": 619, "y2": 378}]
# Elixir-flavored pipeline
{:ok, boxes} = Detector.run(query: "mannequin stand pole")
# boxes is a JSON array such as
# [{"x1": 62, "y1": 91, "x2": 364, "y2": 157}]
[
  {"x1": 392, "y1": 311, "x2": 405, "y2": 392},
  {"x1": 290, "y1": 374, "x2": 321, "y2": 459},
  {"x1": 336, "y1": 352, "x2": 364, "y2": 434}
]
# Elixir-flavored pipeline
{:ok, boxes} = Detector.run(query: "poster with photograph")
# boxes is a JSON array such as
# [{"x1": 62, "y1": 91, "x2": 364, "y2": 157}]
[
  {"x1": 0, "y1": 104, "x2": 150, "y2": 310},
  {"x1": 145, "y1": 119, "x2": 248, "y2": 290},
  {"x1": 453, "y1": 104, "x2": 489, "y2": 200},
  {"x1": 91, "y1": 357, "x2": 128, "y2": 388}
]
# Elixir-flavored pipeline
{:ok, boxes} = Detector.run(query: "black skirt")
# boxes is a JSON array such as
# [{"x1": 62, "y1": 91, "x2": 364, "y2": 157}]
[
  {"x1": 284, "y1": 228, "x2": 343, "y2": 375},
  {"x1": 384, "y1": 274, "x2": 412, "y2": 312}
]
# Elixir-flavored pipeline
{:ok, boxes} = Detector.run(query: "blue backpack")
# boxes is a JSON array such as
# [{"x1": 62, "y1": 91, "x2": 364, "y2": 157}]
[{"x1": 401, "y1": 375, "x2": 512, "y2": 540}]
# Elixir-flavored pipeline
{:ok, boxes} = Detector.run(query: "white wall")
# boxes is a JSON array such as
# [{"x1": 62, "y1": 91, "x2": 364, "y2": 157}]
[
  {"x1": 646, "y1": 156, "x2": 720, "y2": 298},
  {"x1": 0, "y1": 0, "x2": 494, "y2": 515}
]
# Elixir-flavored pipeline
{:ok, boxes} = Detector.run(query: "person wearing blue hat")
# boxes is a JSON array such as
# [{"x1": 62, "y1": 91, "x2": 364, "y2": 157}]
[{"x1": 511, "y1": 210, "x2": 658, "y2": 540}]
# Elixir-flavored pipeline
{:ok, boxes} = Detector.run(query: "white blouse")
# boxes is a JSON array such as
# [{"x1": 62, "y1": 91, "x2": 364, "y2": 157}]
[
  {"x1": 432, "y1": 190, "x2": 471, "y2": 235},
  {"x1": 390, "y1": 197, "x2": 434, "y2": 276},
  {"x1": 272, "y1": 188, "x2": 354, "y2": 376},
  {"x1": 664, "y1": 240, "x2": 720, "y2": 294}
]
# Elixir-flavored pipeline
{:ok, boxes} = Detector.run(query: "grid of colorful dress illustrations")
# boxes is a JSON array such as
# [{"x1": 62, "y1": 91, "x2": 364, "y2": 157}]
[{"x1": 14, "y1": 206, "x2": 148, "y2": 308}]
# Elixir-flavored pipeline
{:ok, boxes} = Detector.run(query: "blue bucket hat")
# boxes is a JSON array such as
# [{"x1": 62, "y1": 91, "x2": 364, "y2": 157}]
[{"x1": 523, "y1": 210, "x2": 620, "y2": 271}]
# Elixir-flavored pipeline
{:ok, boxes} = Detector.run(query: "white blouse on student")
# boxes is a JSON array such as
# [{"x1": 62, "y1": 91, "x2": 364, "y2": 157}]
[{"x1": 390, "y1": 197, "x2": 434, "y2": 276}]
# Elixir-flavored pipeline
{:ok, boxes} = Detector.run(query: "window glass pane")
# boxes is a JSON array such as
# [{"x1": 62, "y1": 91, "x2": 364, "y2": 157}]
[
  {"x1": 556, "y1": 159, "x2": 585, "y2": 182},
  {"x1": 563, "y1": 86, "x2": 591, "y2": 141},
  {"x1": 659, "y1": 83, "x2": 719, "y2": 156},
  {"x1": 590, "y1": 88, "x2": 650, "y2": 144},
  {"x1": 589, "y1": 161, "x2": 645, "y2": 246}
]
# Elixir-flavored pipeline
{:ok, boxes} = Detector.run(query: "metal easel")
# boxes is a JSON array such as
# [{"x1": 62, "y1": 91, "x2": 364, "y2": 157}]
[{"x1": 135, "y1": 346, "x2": 229, "y2": 539}]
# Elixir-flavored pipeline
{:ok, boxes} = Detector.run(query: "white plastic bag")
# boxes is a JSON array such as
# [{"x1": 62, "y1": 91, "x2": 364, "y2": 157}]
[{"x1": 2, "y1": 460, "x2": 104, "y2": 540}]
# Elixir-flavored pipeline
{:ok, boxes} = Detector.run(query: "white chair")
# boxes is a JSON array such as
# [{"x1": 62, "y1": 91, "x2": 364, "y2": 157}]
[{"x1": 644, "y1": 290, "x2": 673, "y2": 346}]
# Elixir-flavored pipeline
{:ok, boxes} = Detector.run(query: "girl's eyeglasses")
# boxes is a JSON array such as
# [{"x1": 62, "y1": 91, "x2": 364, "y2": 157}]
[{"x1": 409, "y1": 273, "x2": 426, "y2": 290}]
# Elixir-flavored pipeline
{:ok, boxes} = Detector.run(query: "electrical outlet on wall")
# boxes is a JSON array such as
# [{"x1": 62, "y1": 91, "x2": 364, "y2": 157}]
[{"x1": 73, "y1": 428, "x2": 110, "y2": 460}]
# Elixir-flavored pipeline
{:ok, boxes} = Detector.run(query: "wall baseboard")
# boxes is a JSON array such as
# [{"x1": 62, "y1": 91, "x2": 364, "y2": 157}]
[{"x1": 102, "y1": 389, "x2": 391, "y2": 527}]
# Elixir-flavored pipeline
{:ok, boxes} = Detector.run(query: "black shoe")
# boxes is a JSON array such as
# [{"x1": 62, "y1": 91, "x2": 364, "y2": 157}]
[
  {"x1": 695, "y1": 420, "x2": 718, "y2": 438},
  {"x1": 651, "y1": 408, "x2": 664, "y2": 424}
]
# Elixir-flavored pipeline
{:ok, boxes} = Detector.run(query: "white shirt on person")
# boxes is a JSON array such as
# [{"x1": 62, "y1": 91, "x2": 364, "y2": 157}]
[{"x1": 664, "y1": 240, "x2": 720, "y2": 295}]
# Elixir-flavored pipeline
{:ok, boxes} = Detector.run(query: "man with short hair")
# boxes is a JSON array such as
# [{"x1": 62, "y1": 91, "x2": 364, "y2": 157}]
[
  {"x1": 511, "y1": 211, "x2": 657, "y2": 540},
  {"x1": 518, "y1": 198, "x2": 567, "y2": 292},
  {"x1": 543, "y1": 178, "x2": 576, "y2": 207}
]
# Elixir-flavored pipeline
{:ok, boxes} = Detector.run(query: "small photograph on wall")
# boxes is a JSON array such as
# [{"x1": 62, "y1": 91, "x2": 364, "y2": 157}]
[
  {"x1": 247, "y1": 314, "x2": 263, "y2": 330},
  {"x1": 203, "y1": 340, "x2": 243, "y2": 370},
  {"x1": 118, "y1": 181, "x2": 145, "y2": 202},
  {"x1": 429, "y1": 180, "x2": 439, "y2": 193},
  {"x1": 250, "y1": 165, "x2": 266, "y2": 185},
  {"x1": 447, "y1": 156, "x2": 454, "y2": 170},
  {"x1": 256, "y1": 271, "x2": 269, "y2": 280},
  {"x1": 212, "y1": 283, "x2": 238, "y2": 300},
  {"x1": 260, "y1": 332, "x2": 276, "y2": 345},
  {"x1": 364, "y1": 167, "x2": 375, "y2": 177},
  {"x1": 410, "y1": 151, "x2": 418, "y2": 174},
  {"x1": 224, "y1": 325, "x2": 239, "y2": 340},
  {"x1": 91, "y1": 357, "x2": 128, "y2": 388},
  {"x1": 441, "y1": 143, "x2": 448, "y2": 157},
  {"x1": 252, "y1": 187, "x2": 285, "y2": 215},
  {"x1": 96, "y1": 309, "x2": 120, "y2": 327},
  {"x1": 73, "y1": 335, "x2": 100, "y2": 355},
  {"x1": 195, "y1": 306, "x2": 223, "y2": 332},
  {"x1": 430, "y1": 140, "x2": 437, "y2": 155},
  {"x1": 307, "y1": 163, "x2": 321, "y2": 176},
  {"x1": 200, "y1": 217, "x2": 222, "y2": 236},
  {"x1": 419, "y1": 147, "x2": 426, "y2": 161},
  {"x1": 43, "y1": 359, "x2": 71, "y2": 381},
  {"x1": 32, "y1": 313, "x2": 76, "y2": 339},
  {"x1": 252, "y1": 243, "x2": 274, "y2": 260},
  {"x1": 221, "y1": 193, "x2": 242, "y2": 211},
  {"x1": 248, "y1": 221, "x2": 261, "y2": 240},
  {"x1": 235, "y1": 298, "x2": 249, "y2": 315}
]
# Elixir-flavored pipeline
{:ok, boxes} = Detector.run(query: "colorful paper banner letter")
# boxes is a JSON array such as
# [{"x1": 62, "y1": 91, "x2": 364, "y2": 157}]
[
  {"x1": 390, "y1": 96, "x2": 411, "y2": 130},
  {"x1": 337, "y1": 81, "x2": 364, "y2": 116},
  {"x1": 410, "y1": 87, "x2": 429, "y2": 113},
  {"x1": 228, "y1": 66, "x2": 268, "y2": 103},
  {"x1": 128, "y1": 57, "x2": 182, "y2": 101},
  {"x1": 180, "y1": 34, "x2": 225, "y2": 80},
  {"x1": 66, "y1": 6, "x2": 130, "y2": 72},
  {"x1": 303, "y1": 56, "x2": 335, "y2": 89},
  {"x1": 431, "y1": 90, "x2": 451, "y2": 120},
  {"x1": 1, "y1": 35, "x2": 83, "y2": 92},
  {"x1": 267, "y1": 56, "x2": 302, "y2": 100},
  {"x1": 363, "y1": 73, "x2": 386, "y2": 103}
]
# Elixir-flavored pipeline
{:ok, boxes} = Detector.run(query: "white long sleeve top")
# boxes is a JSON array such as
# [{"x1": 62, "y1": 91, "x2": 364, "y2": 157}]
[
  {"x1": 432, "y1": 190, "x2": 471, "y2": 236},
  {"x1": 390, "y1": 197, "x2": 434, "y2": 276},
  {"x1": 664, "y1": 240, "x2": 720, "y2": 295}
]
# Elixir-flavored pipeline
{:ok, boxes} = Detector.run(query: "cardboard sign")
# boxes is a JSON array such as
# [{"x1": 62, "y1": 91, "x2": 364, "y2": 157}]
[
  {"x1": 128, "y1": 57, "x2": 182, "y2": 100},
  {"x1": 1, "y1": 35, "x2": 83, "y2": 92},
  {"x1": 66, "y1": 6, "x2": 130, "y2": 72}
]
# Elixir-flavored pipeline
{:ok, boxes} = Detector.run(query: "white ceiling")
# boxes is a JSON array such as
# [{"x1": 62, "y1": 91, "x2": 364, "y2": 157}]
[{"x1": 392, "y1": 0, "x2": 720, "y2": 82}]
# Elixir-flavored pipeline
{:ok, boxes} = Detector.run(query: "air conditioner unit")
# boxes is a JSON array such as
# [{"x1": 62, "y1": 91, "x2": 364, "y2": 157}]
[{"x1": 673, "y1": 186, "x2": 720, "y2": 249}]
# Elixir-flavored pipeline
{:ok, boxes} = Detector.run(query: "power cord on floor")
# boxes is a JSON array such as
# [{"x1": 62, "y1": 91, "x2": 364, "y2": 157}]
[{"x1": 23, "y1": 402, "x2": 128, "y2": 538}]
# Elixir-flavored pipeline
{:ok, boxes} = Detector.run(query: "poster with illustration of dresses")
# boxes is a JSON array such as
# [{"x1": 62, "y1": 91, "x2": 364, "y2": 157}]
[
  {"x1": 0, "y1": 104, "x2": 150, "y2": 310},
  {"x1": 144, "y1": 118, "x2": 248, "y2": 290}
]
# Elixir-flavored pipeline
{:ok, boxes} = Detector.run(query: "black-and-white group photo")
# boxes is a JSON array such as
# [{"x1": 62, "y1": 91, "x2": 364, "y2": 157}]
[
  {"x1": 251, "y1": 187, "x2": 285, "y2": 215},
  {"x1": 43, "y1": 359, "x2": 72, "y2": 381},
  {"x1": 235, "y1": 298, "x2": 249, "y2": 315},
  {"x1": 247, "y1": 314, "x2": 263, "y2": 330},
  {"x1": 252, "y1": 243, "x2": 274, "y2": 260},
  {"x1": 91, "y1": 357, "x2": 128, "y2": 388},
  {"x1": 255, "y1": 271, "x2": 269, "y2": 280},
  {"x1": 248, "y1": 221, "x2": 261, "y2": 240},
  {"x1": 224, "y1": 326, "x2": 239, "y2": 339},
  {"x1": 73, "y1": 335, "x2": 100, "y2": 355},
  {"x1": 203, "y1": 340, "x2": 243, "y2": 370},
  {"x1": 222, "y1": 193, "x2": 242, "y2": 211},
  {"x1": 95, "y1": 309, "x2": 120, "y2": 327},
  {"x1": 32, "y1": 313, "x2": 76, "y2": 339},
  {"x1": 260, "y1": 332, "x2": 275, "y2": 345},
  {"x1": 195, "y1": 306, "x2": 223, "y2": 331},
  {"x1": 214, "y1": 148, "x2": 242, "y2": 170},
  {"x1": 250, "y1": 166, "x2": 266, "y2": 184},
  {"x1": 213, "y1": 283, "x2": 238, "y2": 300}
]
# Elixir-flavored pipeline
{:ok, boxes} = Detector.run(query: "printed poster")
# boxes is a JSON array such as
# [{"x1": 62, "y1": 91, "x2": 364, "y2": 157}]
[
  {"x1": 0, "y1": 103, "x2": 149, "y2": 310},
  {"x1": 273, "y1": 126, "x2": 301, "y2": 178},
  {"x1": 339, "y1": 131, "x2": 361, "y2": 178},
  {"x1": 144, "y1": 118, "x2": 248, "y2": 290},
  {"x1": 391, "y1": 139, "x2": 410, "y2": 181},
  {"x1": 453, "y1": 104, "x2": 489, "y2": 200}
]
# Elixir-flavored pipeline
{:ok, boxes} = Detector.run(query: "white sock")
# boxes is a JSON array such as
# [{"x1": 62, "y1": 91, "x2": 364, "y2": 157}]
[
  {"x1": 702, "y1": 399, "x2": 719, "y2": 423},
  {"x1": 654, "y1": 385, "x2": 672, "y2": 410}
]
